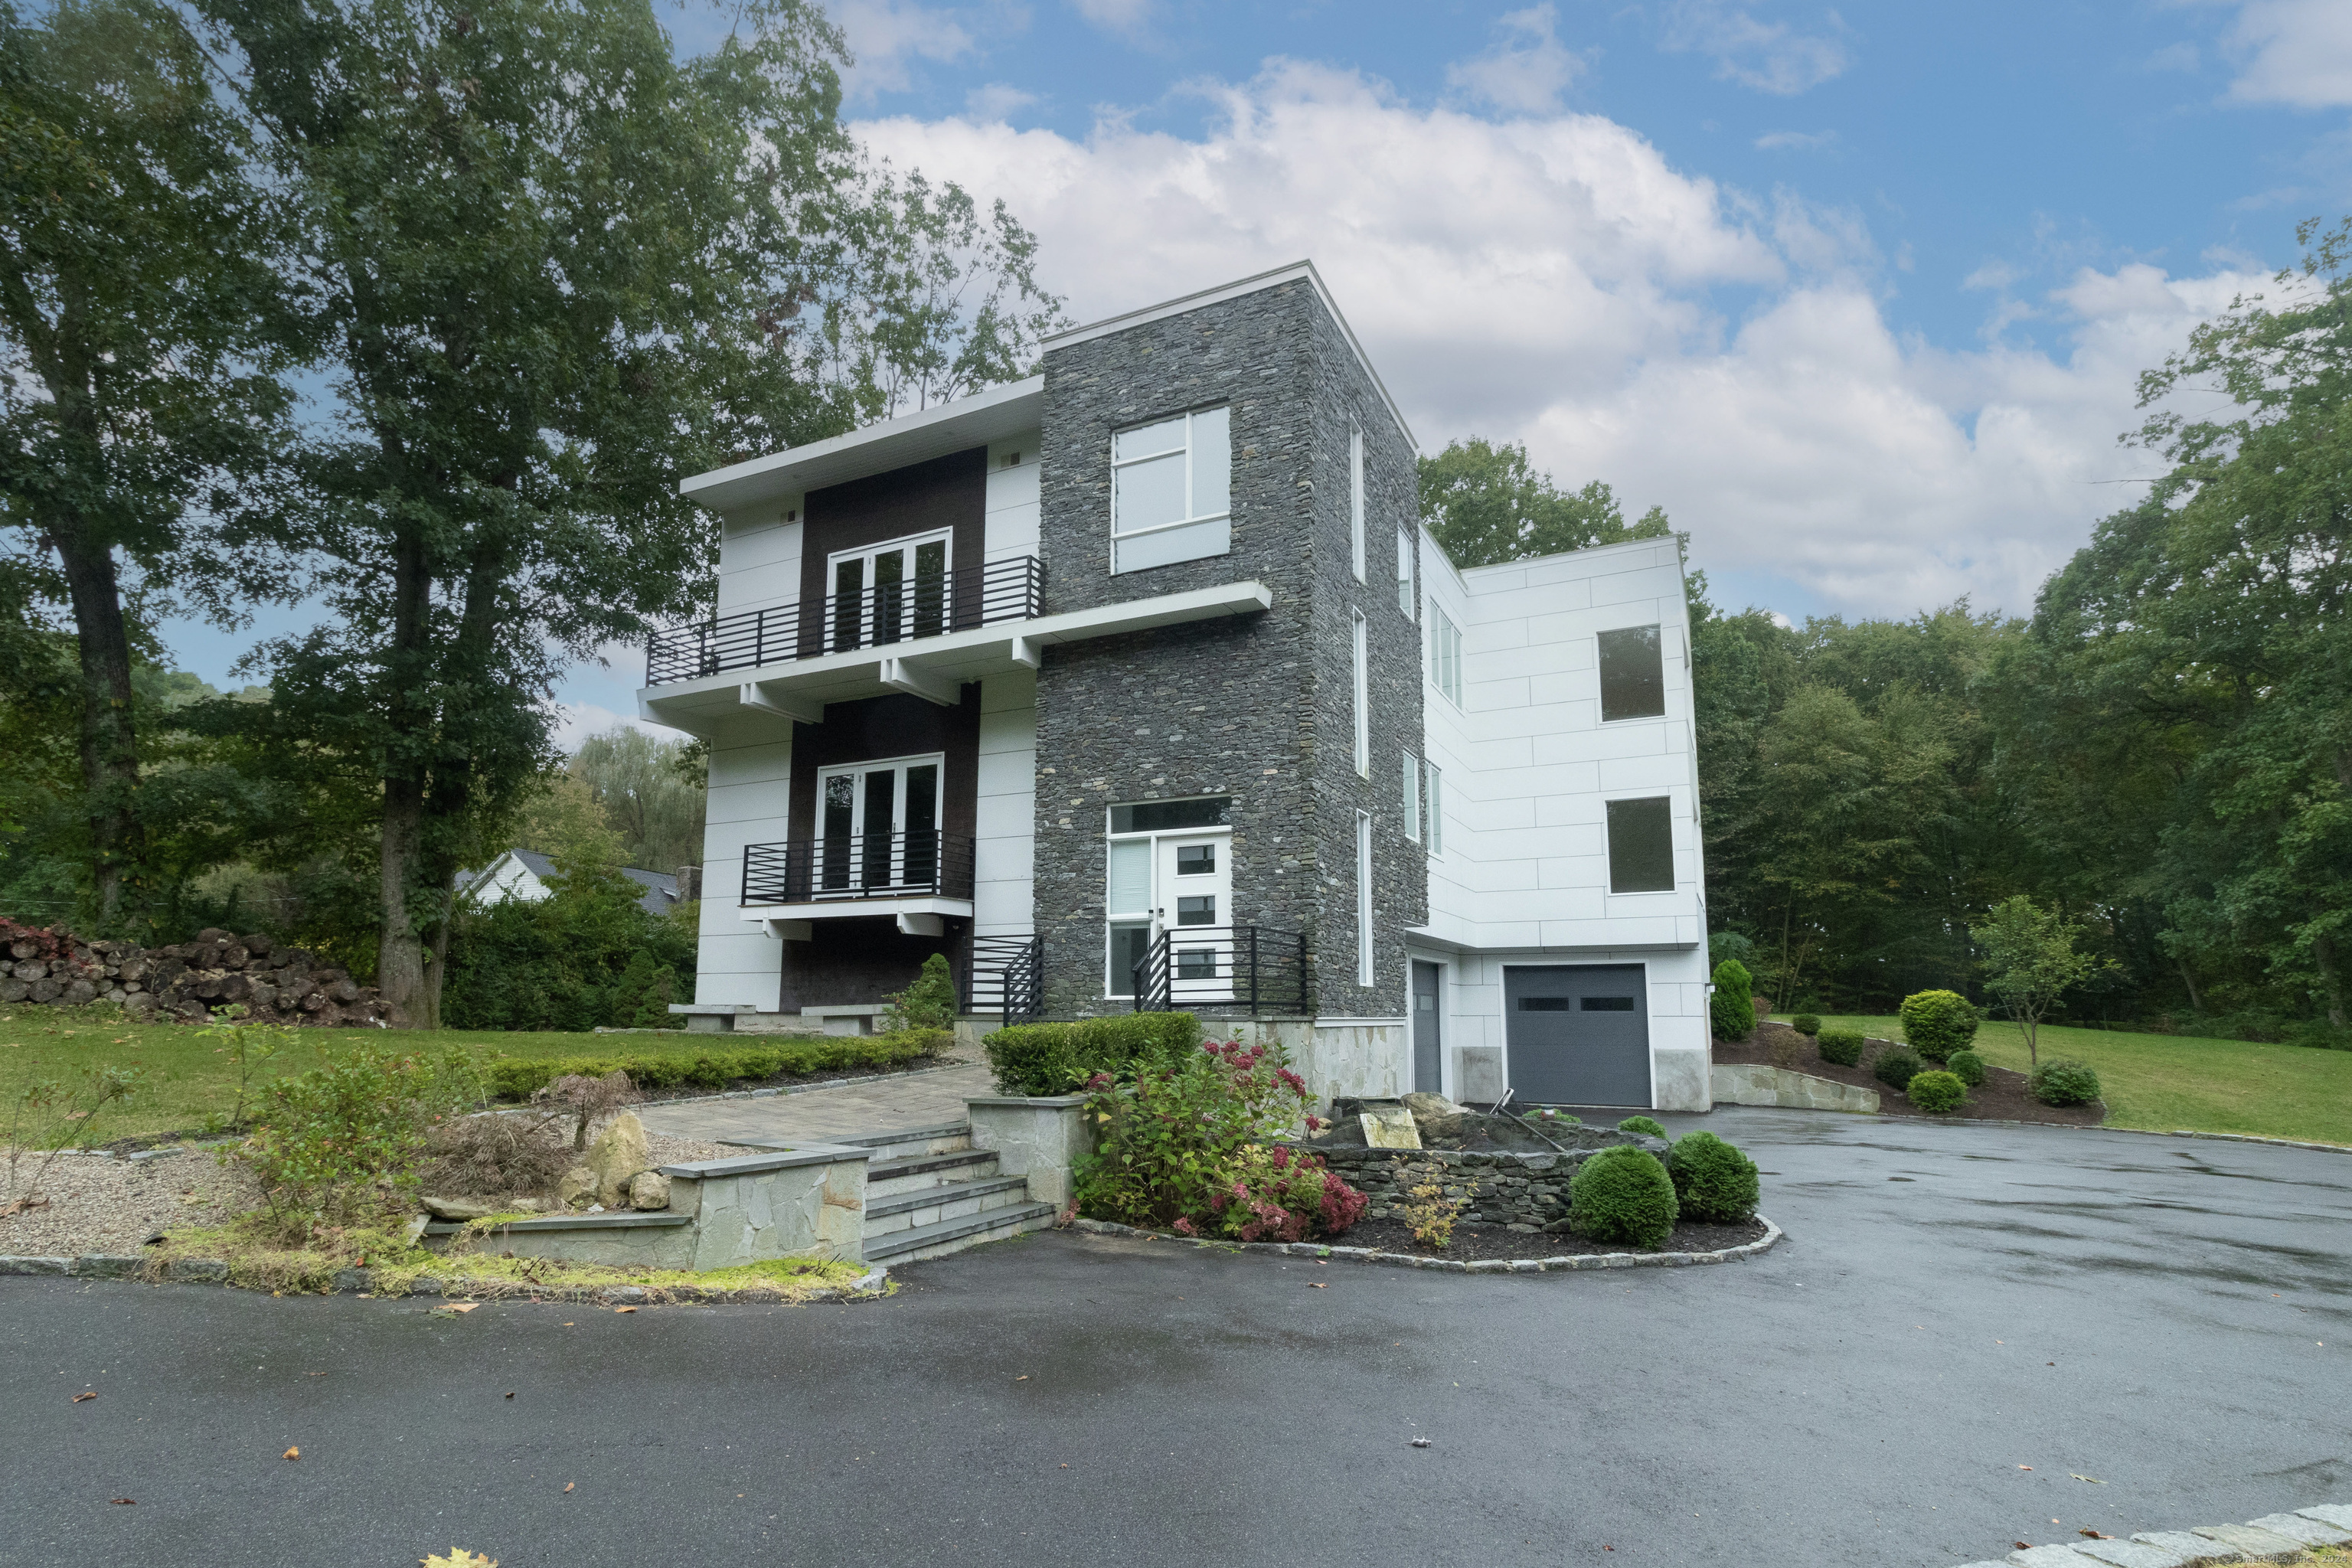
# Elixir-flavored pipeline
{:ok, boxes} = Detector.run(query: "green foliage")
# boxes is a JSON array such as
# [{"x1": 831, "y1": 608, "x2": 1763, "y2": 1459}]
[
  {"x1": 1971, "y1": 897, "x2": 2109, "y2": 1065},
  {"x1": 1617, "y1": 1116, "x2": 1668, "y2": 1139},
  {"x1": 567, "y1": 727, "x2": 707, "y2": 874},
  {"x1": 1816, "y1": 1027, "x2": 1864, "y2": 1067},
  {"x1": 1710, "y1": 959, "x2": 1756, "y2": 1040},
  {"x1": 1418, "y1": 438, "x2": 1673, "y2": 570},
  {"x1": 1898, "y1": 990, "x2": 1979, "y2": 1060},
  {"x1": 232, "y1": 1047, "x2": 473, "y2": 1238},
  {"x1": 982, "y1": 1012, "x2": 1200, "y2": 1097},
  {"x1": 1790, "y1": 1013, "x2": 1822, "y2": 1037},
  {"x1": 2027, "y1": 1057, "x2": 2103, "y2": 1107},
  {"x1": 198, "y1": 1005, "x2": 298, "y2": 1132},
  {"x1": 1873, "y1": 1047, "x2": 1923, "y2": 1093},
  {"x1": 1664, "y1": 1130, "x2": 1759, "y2": 1222},
  {"x1": 442, "y1": 858, "x2": 695, "y2": 1032},
  {"x1": 882, "y1": 953, "x2": 959, "y2": 1033},
  {"x1": 1568, "y1": 1145, "x2": 1679, "y2": 1250},
  {"x1": 1945, "y1": 1049, "x2": 1987, "y2": 1087},
  {"x1": 479, "y1": 1030, "x2": 946, "y2": 1101},
  {"x1": 1906, "y1": 1070, "x2": 1967, "y2": 1113}
]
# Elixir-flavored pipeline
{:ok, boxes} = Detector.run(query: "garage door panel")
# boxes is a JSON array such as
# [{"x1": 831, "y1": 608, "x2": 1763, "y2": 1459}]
[{"x1": 1505, "y1": 964, "x2": 1651, "y2": 1107}]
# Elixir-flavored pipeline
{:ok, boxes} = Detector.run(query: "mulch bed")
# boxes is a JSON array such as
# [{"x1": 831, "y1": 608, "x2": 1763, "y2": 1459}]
[
  {"x1": 1330, "y1": 1214, "x2": 1768, "y2": 1263},
  {"x1": 1717, "y1": 1022, "x2": 2103, "y2": 1126}
]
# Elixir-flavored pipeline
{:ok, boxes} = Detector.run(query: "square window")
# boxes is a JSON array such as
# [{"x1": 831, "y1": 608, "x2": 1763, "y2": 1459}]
[
  {"x1": 1177, "y1": 895, "x2": 1217, "y2": 926},
  {"x1": 1176, "y1": 844, "x2": 1215, "y2": 876},
  {"x1": 1606, "y1": 796, "x2": 1676, "y2": 893},
  {"x1": 1111, "y1": 407, "x2": 1231, "y2": 574},
  {"x1": 1429, "y1": 608, "x2": 1462, "y2": 707},
  {"x1": 1177, "y1": 948, "x2": 1217, "y2": 981},
  {"x1": 1598, "y1": 625, "x2": 1666, "y2": 722}
]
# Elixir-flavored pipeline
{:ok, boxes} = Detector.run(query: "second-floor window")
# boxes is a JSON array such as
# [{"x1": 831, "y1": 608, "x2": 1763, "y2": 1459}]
[
  {"x1": 1112, "y1": 406, "x2": 1230, "y2": 574},
  {"x1": 1598, "y1": 624, "x2": 1666, "y2": 722},
  {"x1": 1429, "y1": 606, "x2": 1463, "y2": 707}
]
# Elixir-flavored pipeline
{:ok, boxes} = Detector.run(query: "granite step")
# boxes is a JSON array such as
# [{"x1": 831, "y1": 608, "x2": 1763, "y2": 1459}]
[
  {"x1": 864, "y1": 1148, "x2": 1001, "y2": 1197},
  {"x1": 863, "y1": 1175, "x2": 1037, "y2": 1238},
  {"x1": 861, "y1": 1201, "x2": 1057, "y2": 1263}
]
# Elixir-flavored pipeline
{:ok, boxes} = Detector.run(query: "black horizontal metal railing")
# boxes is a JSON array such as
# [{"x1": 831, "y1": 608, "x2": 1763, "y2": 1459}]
[
  {"x1": 966, "y1": 934, "x2": 1044, "y2": 1027},
  {"x1": 740, "y1": 832, "x2": 975, "y2": 905},
  {"x1": 1130, "y1": 925, "x2": 1311, "y2": 1017},
  {"x1": 645, "y1": 556, "x2": 1044, "y2": 685}
]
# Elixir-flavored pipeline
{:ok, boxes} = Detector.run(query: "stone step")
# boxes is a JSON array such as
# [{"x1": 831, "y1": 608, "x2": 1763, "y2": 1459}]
[
  {"x1": 862, "y1": 1175, "x2": 1037, "y2": 1238},
  {"x1": 864, "y1": 1148, "x2": 1000, "y2": 1197},
  {"x1": 835, "y1": 1122, "x2": 974, "y2": 1161},
  {"x1": 861, "y1": 1201, "x2": 1057, "y2": 1263}
]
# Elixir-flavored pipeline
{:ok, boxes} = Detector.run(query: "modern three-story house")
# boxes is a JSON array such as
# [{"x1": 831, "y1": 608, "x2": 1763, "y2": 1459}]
[{"x1": 640, "y1": 262, "x2": 1713, "y2": 1112}]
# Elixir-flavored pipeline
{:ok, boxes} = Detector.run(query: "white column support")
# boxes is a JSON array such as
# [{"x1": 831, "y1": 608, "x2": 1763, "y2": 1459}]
[
  {"x1": 740, "y1": 681, "x2": 825, "y2": 725},
  {"x1": 879, "y1": 657, "x2": 962, "y2": 707},
  {"x1": 894, "y1": 912, "x2": 945, "y2": 937},
  {"x1": 1009, "y1": 635, "x2": 1040, "y2": 671}
]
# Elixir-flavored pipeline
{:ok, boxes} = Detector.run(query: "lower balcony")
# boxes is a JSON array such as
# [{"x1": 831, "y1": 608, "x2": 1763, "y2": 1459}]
[{"x1": 739, "y1": 832, "x2": 975, "y2": 938}]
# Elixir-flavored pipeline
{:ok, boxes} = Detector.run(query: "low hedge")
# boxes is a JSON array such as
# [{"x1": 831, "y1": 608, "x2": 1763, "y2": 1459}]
[
  {"x1": 1898, "y1": 990, "x2": 1979, "y2": 1062},
  {"x1": 481, "y1": 1029, "x2": 949, "y2": 1102},
  {"x1": 1790, "y1": 1013, "x2": 1822, "y2": 1037},
  {"x1": 1873, "y1": 1047, "x2": 1924, "y2": 1093},
  {"x1": 2029, "y1": 1057, "x2": 2102, "y2": 1107},
  {"x1": 1665, "y1": 1130, "x2": 1759, "y2": 1222},
  {"x1": 983, "y1": 1012, "x2": 1201, "y2": 1097},
  {"x1": 1816, "y1": 1028, "x2": 1864, "y2": 1067},
  {"x1": 1906, "y1": 1070, "x2": 1967, "y2": 1114},
  {"x1": 1569, "y1": 1145, "x2": 1679, "y2": 1250},
  {"x1": 1945, "y1": 1049, "x2": 1987, "y2": 1087}
]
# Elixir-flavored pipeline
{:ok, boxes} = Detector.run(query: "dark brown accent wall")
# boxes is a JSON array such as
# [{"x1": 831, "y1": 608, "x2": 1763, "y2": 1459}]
[
  {"x1": 784, "y1": 689, "x2": 982, "y2": 844},
  {"x1": 776, "y1": 916, "x2": 972, "y2": 1014},
  {"x1": 797, "y1": 446, "x2": 988, "y2": 650}
]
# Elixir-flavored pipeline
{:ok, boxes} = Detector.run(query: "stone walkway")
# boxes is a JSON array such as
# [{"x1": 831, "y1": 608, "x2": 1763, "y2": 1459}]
[{"x1": 635, "y1": 1063, "x2": 997, "y2": 1147}]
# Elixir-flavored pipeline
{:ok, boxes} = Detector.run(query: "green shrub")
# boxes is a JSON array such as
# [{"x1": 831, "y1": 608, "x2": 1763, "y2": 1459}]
[
  {"x1": 443, "y1": 858, "x2": 695, "y2": 1031},
  {"x1": 1568, "y1": 1145, "x2": 1679, "y2": 1250},
  {"x1": 1816, "y1": 1028, "x2": 1864, "y2": 1067},
  {"x1": 479, "y1": 1029, "x2": 946, "y2": 1102},
  {"x1": 2028, "y1": 1057, "x2": 2102, "y2": 1106},
  {"x1": 883, "y1": 953, "x2": 959, "y2": 1032},
  {"x1": 1873, "y1": 1047, "x2": 1923, "y2": 1093},
  {"x1": 235, "y1": 1047, "x2": 474, "y2": 1239},
  {"x1": 1664, "y1": 1130, "x2": 1758, "y2": 1222},
  {"x1": 1617, "y1": 1116, "x2": 1668, "y2": 1139},
  {"x1": 1710, "y1": 959, "x2": 1756, "y2": 1040},
  {"x1": 1906, "y1": 1070, "x2": 1966, "y2": 1114},
  {"x1": 1897, "y1": 990, "x2": 1979, "y2": 1062},
  {"x1": 1945, "y1": 1049, "x2": 1987, "y2": 1087},
  {"x1": 982, "y1": 1012, "x2": 1200, "y2": 1097},
  {"x1": 1790, "y1": 1013, "x2": 1821, "y2": 1037}
]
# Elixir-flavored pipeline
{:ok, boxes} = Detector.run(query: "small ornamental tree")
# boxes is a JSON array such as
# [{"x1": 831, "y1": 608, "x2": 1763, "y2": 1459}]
[
  {"x1": 883, "y1": 953, "x2": 959, "y2": 1032},
  {"x1": 1710, "y1": 959, "x2": 1756, "y2": 1041},
  {"x1": 1971, "y1": 897, "x2": 2111, "y2": 1066},
  {"x1": 1897, "y1": 991, "x2": 1978, "y2": 1062}
]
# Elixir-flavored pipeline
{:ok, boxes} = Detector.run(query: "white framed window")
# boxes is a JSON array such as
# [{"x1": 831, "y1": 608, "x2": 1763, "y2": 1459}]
[
  {"x1": 1356, "y1": 809, "x2": 1374, "y2": 988},
  {"x1": 1606, "y1": 795, "x2": 1676, "y2": 893},
  {"x1": 1429, "y1": 606, "x2": 1462, "y2": 707},
  {"x1": 826, "y1": 530, "x2": 950, "y2": 652},
  {"x1": 1598, "y1": 624, "x2": 1667, "y2": 722},
  {"x1": 1402, "y1": 752, "x2": 1421, "y2": 842},
  {"x1": 1351, "y1": 608, "x2": 1370, "y2": 776},
  {"x1": 1396, "y1": 527, "x2": 1416, "y2": 619},
  {"x1": 1111, "y1": 407, "x2": 1230, "y2": 574},
  {"x1": 1348, "y1": 424, "x2": 1365, "y2": 582},
  {"x1": 1424, "y1": 761, "x2": 1443, "y2": 856}
]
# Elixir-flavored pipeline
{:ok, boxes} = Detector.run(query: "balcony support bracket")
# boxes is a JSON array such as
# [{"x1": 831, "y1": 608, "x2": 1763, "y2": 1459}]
[
  {"x1": 740, "y1": 681, "x2": 824, "y2": 726},
  {"x1": 878, "y1": 657, "x2": 962, "y2": 707},
  {"x1": 1009, "y1": 635, "x2": 1040, "y2": 671},
  {"x1": 895, "y1": 913, "x2": 945, "y2": 938}
]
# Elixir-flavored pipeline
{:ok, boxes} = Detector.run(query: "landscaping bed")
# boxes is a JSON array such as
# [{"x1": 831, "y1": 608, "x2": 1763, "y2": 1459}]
[
  {"x1": 1328, "y1": 1213, "x2": 1767, "y2": 1262},
  {"x1": 1718, "y1": 1022, "x2": 2104, "y2": 1126}
]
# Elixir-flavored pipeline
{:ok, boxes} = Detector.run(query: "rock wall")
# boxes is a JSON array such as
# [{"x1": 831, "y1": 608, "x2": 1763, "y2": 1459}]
[
  {"x1": 0, "y1": 918, "x2": 389, "y2": 1027},
  {"x1": 1293, "y1": 1132, "x2": 1668, "y2": 1235}
]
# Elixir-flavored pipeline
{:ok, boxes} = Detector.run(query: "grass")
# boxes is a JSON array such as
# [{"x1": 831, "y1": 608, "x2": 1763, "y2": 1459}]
[
  {"x1": 1780, "y1": 1011, "x2": 2352, "y2": 1148},
  {"x1": 0, "y1": 1002, "x2": 847, "y2": 1142}
]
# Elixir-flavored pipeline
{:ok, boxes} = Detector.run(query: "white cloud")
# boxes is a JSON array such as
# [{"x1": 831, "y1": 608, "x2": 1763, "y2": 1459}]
[
  {"x1": 1070, "y1": 0, "x2": 1154, "y2": 38},
  {"x1": 1754, "y1": 129, "x2": 1835, "y2": 150},
  {"x1": 551, "y1": 702, "x2": 688, "y2": 753},
  {"x1": 1962, "y1": 259, "x2": 2021, "y2": 291},
  {"x1": 1661, "y1": 1, "x2": 1852, "y2": 96},
  {"x1": 1445, "y1": 5, "x2": 1588, "y2": 115},
  {"x1": 830, "y1": 0, "x2": 978, "y2": 97},
  {"x1": 856, "y1": 61, "x2": 2259, "y2": 618},
  {"x1": 2218, "y1": 0, "x2": 2352, "y2": 106},
  {"x1": 965, "y1": 81, "x2": 1038, "y2": 120}
]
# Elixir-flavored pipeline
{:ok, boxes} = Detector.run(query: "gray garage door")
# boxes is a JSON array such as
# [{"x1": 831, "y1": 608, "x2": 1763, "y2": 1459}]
[{"x1": 1504, "y1": 965, "x2": 1651, "y2": 1107}]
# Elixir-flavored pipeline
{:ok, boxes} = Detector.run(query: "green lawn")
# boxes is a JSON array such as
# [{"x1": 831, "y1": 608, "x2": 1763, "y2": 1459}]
[
  {"x1": 1785, "y1": 1011, "x2": 2352, "y2": 1148},
  {"x1": 0, "y1": 1003, "x2": 804, "y2": 1142}
]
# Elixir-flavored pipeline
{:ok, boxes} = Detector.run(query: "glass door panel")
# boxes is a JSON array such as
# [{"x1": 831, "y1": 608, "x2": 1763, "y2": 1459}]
[
  {"x1": 1158, "y1": 831, "x2": 1232, "y2": 1004},
  {"x1": 820, "y1": 774, "x2": 856, "y2": 892},
  {"x1": 831, "y1": 557, "x2": 865, "y2": 653},
  {"x1": 828, "y1": 532, "x2": 952, "y2": 653},
  {"x1": 903, "y1": 763, "x2": 939, "y2": 887},
  {"x1": 812, "y1": 756, "x2": 943, "y2": 897}
]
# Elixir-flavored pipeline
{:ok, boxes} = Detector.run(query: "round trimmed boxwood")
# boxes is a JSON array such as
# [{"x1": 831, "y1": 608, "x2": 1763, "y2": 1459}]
[
  {"x1": 1665, "y1": 1130, "x2": 1759, "y2": 1222},
  {"x1": 1617, "y1": 1116, "x2": 1668, "y2": 1139},
  {"x1": 1569, "y1": 1145, "x2": 1679, "y2": 1250},
  {"x1": 1945, "y1": 1049, "x2": 1987, "y2": 1087},
  {"x1": 2029, "y1": 1057, "x2": 2102, "y2": 1106},
  {"x1": 1816, "y1": 1027, "x2": 1865, "y2": 1067},
  {"x1": 1790, "y1": 1013, "x2": 1822, "y2": 1037},
  {"x1": 1873, "y1": 1047, "x2": 1924, "y2": 1093},
  {"x1": 1710, "y1": 959, "x2": 1756, "y2": 1041},
  {"x1": 1906, "y1": 1070, "x2": 1966, "y2": 1114},
  {"x1": 1897, "y1": 990, "x2": 1979, "y2": 1063}
]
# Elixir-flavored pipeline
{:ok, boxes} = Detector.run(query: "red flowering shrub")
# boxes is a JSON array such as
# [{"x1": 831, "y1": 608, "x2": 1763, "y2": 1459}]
[{"x1": 1073, "y1": 1037, "x2": 1367, "y2": 1240}]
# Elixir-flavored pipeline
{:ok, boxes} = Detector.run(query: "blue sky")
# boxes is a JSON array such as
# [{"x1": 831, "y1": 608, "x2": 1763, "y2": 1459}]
[{"x1": 163, "y1": 0, "x2": 2352, "y2": 741}]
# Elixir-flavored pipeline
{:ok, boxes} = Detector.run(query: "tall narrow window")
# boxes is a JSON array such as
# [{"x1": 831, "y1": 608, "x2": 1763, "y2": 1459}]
[
  {"x1": 1348, "y1": 425, "x2": 1365, "y2": 582},
  {"x1": 1397, "y1": 527, "x2": 1416, "y2": 619},
  {"x1": 1351, "y1": 609, "x2": 1370, "y2": 776},
  {"x1": 1356, "y1": 810, "x2": 1374, "y2": 988},
  {"x1": 1111, "y1": 407, "x2": 1230, "y2": 573},
  {"x1": 1598, "y1": 624, "x2": 1667, "y2": 722},
  {"x1": 1606, "y1": 796, "x2": 1676, "y2": 893},
  {"x1": 1402, "y1": 752, "x2": 1421, "y2": 842},
  {"x1": 1424, "y1": 761, "x2": 1443, "y2": 855},
  {"x1": 1429, "y1": 607, "x2": 1462, "y2": 707}
]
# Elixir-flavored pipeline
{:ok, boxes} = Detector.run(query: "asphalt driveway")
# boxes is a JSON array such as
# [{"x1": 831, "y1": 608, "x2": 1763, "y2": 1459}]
[{"x1": 3, "y1": 1108, "x2": 2345, "y2": 1568}]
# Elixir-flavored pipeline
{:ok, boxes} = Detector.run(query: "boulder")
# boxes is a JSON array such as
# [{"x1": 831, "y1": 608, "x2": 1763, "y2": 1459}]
[
  {"x1": 419, "y1": 1194, "x2": 508, "y2": 1221},
  {"x1": 195, "y1": 927, "x2": 232, "y2": 944},
  {"x1": 241, "y1": 933, "x2": 273, "y2": 956},
  {"x1": 64, "y1": 979, "x2": 96, "y2": 1005},
  {"x1": 557, "y1": 1164, "x2": 599, "y2": 1209},
  {"x1": 586, "y1": 1111, "x2": 652, "y2": 1207},
  {"x1": 1402, "y1": 1092, "x2": 1468, "y2": 1141},
  {"x1": 628, "y1": 1170, "x2": 671, "y2": 1211},
  {"x1": 0, "y1": 980, "x2": 28, "y2": 1004}
]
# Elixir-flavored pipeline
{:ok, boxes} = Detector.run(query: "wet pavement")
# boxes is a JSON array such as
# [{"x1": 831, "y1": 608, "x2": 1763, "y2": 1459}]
[{"x1": 3, "y1": 1108, "x2": 2345, "y2": 1567}]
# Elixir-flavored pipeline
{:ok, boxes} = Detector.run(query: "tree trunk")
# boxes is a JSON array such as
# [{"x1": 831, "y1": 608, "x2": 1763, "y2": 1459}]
[
  {"x1": 2315, "y1": 933, "x2": 2347, "y2": 1031},
  {"x1": 50, "y1": 521, "x2": 144, "y2": 929},
  {"x1": 374, "y1": 508, "x2": 436, "y2": 1028},
  {"x1": 2174, "y1": 953, "x2": 2205, "y2": 1016}
]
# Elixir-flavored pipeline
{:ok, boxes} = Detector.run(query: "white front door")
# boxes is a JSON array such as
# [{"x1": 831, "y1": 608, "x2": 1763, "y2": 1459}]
[
  {"x1": 829, "y1": 531, "x2": 950, "y2": 652},
  {"x1": 1158, "y1": 832, "x2": 1233, "y2": 1004},
  {"x1": 815, "y1": 754, "x2": 943, "y2": 895}
]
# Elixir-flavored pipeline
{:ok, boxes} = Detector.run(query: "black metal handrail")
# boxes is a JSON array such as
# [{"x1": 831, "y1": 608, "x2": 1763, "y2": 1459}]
[
  {"x1": 646, "y1": 556, "x2": 1044, "y2": 685},
  {"x1": 967, "y1": 933, "x2": 1044, "y2": 1027},
  {"x1": 1130, "y1": 925, "x2": 1311, "y2": 1017},
  {"x1": 740, "y1": 832, "x2": 975, "y2": 905}
]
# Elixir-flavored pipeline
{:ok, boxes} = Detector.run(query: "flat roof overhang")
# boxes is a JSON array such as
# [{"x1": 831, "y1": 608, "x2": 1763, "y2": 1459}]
[
  {"x1": 639, "y1": 579, "x2": 1274, "y2": 739},
  {"x1": 681, "y1": 377, "x2": 1044, "y2": 514}
]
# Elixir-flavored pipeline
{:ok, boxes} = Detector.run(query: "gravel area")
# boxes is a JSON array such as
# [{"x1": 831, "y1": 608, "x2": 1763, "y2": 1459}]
[
  {"x1": 1, "y1": 1144, "x2": 257, "y2": 1257},
  {"x1": 644, "y1": 1132, "x2": 735, "y2": 1166}
]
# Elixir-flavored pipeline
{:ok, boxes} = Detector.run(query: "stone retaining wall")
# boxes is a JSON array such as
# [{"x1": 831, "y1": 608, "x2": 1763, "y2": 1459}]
[
  {"x1": 0, "y1": 916, "x2": 387, "y2": 1026},
  {"x1": 1710, "y1": 1063, "x2": 1880, "y2": 1114},
  {"x1": 1292, "y1": 1133, "x2": 1670, "y2": 1234}
]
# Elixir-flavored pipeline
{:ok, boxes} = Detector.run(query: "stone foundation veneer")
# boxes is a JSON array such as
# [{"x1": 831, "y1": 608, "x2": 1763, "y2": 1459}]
[
  {"x1": 1294, "y1": 1135, "x2": 1669, "y2": 1233},
  {"x1": 1709, "y1": 1063, "x2": 1880, "y2": 1115},
  {"x1": 965, "y1": 1093, "x2": 1096, "y2": 1210}
]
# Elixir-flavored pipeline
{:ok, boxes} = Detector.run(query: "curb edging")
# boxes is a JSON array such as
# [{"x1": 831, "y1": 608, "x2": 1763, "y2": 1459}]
[
  {"x1": 1070, "y1": 1213, "x2": 1782, "y2": 1272},
  {"x1": 0, "y1": 1252, "x2": 890, "y2": 1305},
  {"x1": 1939, "y1": 1499, "x2": 2350, "y2": 1568}
]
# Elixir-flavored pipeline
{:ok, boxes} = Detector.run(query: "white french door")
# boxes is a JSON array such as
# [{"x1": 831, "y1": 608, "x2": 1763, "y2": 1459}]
[
  {"x1": 1104, "y1": 828, "x2": 1233, "y2": 999},
  {"x1": 828, "y1": 531, "x2": 951, "y2": 653},
  {"x1": 815, "y1": 753, "x2": 944, "y2": 896}
]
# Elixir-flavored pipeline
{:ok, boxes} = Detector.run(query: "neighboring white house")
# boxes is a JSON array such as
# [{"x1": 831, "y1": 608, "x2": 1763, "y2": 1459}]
[{"x1": 457, "y1": 848, "x2": 697, "y2": 922}]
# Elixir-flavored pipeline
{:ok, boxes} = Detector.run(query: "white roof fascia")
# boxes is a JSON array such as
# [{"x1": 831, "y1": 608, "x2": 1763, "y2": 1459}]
[
  {"x1": 679, "y1": 376, "x2": 1045, "y2": 513},
  {"x1": 1042, "y1": 260, "x2": 1418, "y2": 454}
]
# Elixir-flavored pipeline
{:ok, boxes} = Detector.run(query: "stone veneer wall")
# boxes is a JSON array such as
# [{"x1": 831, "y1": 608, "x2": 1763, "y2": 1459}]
[
  {"x1": 1292, "y1": 1135, "x2": 1669, "y2": 1234},
  {"x1": 1031, "y1": 276, "x2": 1425, "y2": 1021}
]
